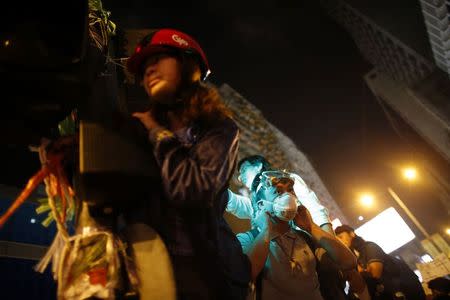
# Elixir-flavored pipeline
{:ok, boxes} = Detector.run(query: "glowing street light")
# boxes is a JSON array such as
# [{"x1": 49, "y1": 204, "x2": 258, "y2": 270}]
[
  {"x1": 446, "y1": 228, "x2": 450, "y2": 236},
  {"x1": 355, "y1": 168, "x2": 432, "y2": 241},
  {"x1": 360, "y1": 194, "x2": 374, "y2": 207},
  {"x1": 403, "y1": 167, "x2": 417, "y2": 181}
]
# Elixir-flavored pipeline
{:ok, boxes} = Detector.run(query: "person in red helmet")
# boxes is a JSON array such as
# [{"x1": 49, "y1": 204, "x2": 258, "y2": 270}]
[{"x1": 127, "y1": 28, "x2": 251, "y2": 300}]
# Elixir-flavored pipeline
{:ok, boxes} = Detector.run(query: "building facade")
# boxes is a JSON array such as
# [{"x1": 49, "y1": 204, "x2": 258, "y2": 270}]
[
  {"x1": 320, "y1": 0, "x2": 450, "y2": 163},
  {"x1": 319, "y1": 1, "x2": 450, "y2": 268},
  {"x1": 419, "y1": 0, "x2": 450, "y2": 75}
]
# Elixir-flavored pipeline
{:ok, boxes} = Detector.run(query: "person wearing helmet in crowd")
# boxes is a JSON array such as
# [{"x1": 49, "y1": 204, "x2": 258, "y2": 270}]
[
  {"x1": 236, "y1": 174, "x2": 357, "y2": 300},
  {"x1": 226, "y1": 155, "x2": 332, "y2": 232},
  {"x1": 127, "y1": 28, "x2": 250, "y2": 300},
  {"x1": 335, "y1": 225, "x2": 426, "y2": 300}
]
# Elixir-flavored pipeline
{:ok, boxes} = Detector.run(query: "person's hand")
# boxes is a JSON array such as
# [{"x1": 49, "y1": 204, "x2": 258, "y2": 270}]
[
  {"x1": 293, "y1": 205, "x2": 314, "y2": 233},
  {"x1": 253, "y1": 210, "x2": 278, "y2": 240},
  {"x1": 132, "y1": 110, "x2": 160, "y2": 131}
]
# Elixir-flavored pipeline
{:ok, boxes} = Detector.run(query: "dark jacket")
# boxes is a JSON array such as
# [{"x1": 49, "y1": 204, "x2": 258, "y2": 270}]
[
  {"x1": 355, "y1": 240, "x2": 425, "y2": 300},
  {"x1": 149, "y1": 117, "x2": 251, "y2": 299}
]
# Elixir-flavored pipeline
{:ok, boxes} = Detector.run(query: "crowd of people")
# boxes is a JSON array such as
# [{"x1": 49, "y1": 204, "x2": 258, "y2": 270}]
[{"x1": 122, "y1": 28, "x2": 443, "y2": 300}]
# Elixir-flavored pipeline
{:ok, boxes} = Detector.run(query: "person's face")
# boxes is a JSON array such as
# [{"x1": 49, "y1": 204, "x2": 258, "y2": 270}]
[
  {"x1": 254, "y1": 185, "x2": 277, "y2": 211},
  {"x1": 238, "y1": 161, "x2": 262, "y2": 189},
  {"x1": 336, "y1": 231, "x2": 355, "y2": 248},
  {"x1": 141, "y1": 53, "x2": 182, "y2": 104}
]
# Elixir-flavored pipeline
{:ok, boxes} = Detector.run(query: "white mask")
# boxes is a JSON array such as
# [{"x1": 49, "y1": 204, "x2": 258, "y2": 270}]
[{"x1": 272, "y1": 192, "x2": 298, "y2": 221}]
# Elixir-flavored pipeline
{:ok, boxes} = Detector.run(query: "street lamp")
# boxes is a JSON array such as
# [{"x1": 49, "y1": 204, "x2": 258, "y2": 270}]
[
  {"x1": 386, "y1": 167, "x2": 431, "y2": 238},
  {"x1": 357, "y1": 189, "x2": 429, "y2": 238},
  {"x1": 356, "y1": 168, "x2": 444, "y2": 257},
  {"x1": 356, "y1": 168, "x2": 429, "y2": 237},
  {"x1": 403, "y1": 167, "x2": 417, "y2": 181},
  {"x1": 360, "y1": 193, "x2": 374, "y2": 207}
]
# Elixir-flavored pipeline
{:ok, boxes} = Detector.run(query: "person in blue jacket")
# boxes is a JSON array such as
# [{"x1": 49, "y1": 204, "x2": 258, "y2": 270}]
[{"x1": 127, "y1": 28, "x2": 250, "y2": 300}]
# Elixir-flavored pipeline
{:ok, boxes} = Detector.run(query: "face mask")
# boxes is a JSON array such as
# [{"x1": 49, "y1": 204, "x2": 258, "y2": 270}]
[{"x1": 272, "y1": 192, "x2": 299, "y2": 221}]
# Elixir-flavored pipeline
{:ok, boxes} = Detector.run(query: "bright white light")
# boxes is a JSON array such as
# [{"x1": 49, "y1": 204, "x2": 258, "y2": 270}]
[
  {"x1": 403, "y1": 168, "x2": 417, "y2": 181},
  {"x1": 30, "y1": 218, "x2": 36, "y2": 224},
  {"x1": 421, "y1": 254, "x2": 433, "y2": 263},
  {"x1": 446, "y1": 228, "x2": 450, "y2": 236},
  {"x1": 331, "y1": 218, "x2": 342, "y2": 229},
  {"x1": 360, "y1": 194, "x2": 374, "y2": 207},
  {"x1": 358, "y1": 216, "x2": 364, "y2": 221},
  {"x1": 355, "y1": 207, "x2": 415, "y2": 253}
]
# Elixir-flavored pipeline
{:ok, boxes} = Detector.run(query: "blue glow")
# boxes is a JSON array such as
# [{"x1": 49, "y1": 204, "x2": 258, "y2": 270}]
[{"x1": 239, "y1": 161, "x2": 262, "y2": 189}]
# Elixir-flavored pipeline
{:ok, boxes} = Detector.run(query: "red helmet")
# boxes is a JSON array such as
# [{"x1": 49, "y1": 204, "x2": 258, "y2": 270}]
[{"x1": 127, "y1": 28, "x2": 211, "y2": 80}]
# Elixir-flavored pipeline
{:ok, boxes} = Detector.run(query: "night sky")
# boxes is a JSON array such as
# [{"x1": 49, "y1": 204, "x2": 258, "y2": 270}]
[{"x1": 2, "y1": 0, "x2": 448, "y2": 236}]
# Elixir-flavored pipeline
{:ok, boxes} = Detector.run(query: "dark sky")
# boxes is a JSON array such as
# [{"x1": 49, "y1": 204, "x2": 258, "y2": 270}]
[{"x1": 2, "y1": 0, "x2": 448, "y2": 236}]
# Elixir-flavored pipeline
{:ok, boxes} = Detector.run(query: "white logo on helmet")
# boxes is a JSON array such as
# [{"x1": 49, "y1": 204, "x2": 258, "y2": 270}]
[{"x1": 172, "y1": 34, "x2": 189, "y2": 47}]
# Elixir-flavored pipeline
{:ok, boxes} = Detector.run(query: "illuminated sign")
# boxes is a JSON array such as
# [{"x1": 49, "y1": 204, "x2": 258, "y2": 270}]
[{"x1": 355, "y1": 207, "x2": 415, "y2": 253}]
